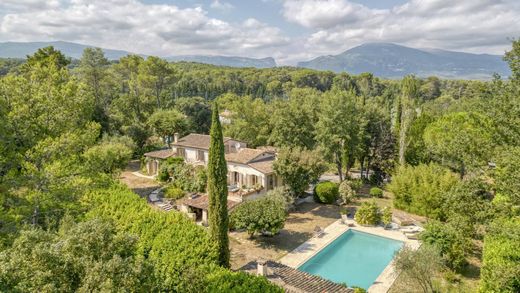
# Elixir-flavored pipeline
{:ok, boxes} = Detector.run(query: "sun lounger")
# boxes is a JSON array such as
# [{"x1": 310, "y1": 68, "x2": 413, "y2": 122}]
[
  {"x1": 399, "y1": 225, "x2": 423, "y2": 234},
  {"x1": 404, "y1": 232, "x2": 419, "y2": 240}
]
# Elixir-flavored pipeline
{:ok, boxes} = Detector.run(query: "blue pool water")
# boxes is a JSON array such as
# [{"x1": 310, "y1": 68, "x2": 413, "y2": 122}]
[{"x1": 298, "y1": 229, "x2": 403, "y2": 289}]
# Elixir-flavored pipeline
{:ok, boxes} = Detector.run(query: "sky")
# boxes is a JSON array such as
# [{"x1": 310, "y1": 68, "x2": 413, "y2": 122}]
[{"x1": 0, "y1": 0, "x2": 518, "y2": 65}]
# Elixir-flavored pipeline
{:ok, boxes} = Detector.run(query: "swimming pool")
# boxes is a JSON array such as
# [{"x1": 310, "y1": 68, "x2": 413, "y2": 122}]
[{"x1": 298, "y1": 229, "x2": 403, "y2": 289}]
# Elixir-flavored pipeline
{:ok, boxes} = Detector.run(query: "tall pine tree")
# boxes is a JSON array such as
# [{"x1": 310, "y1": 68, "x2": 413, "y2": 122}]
[{"x1": 207, "y1": 102, "x2": 230, "y2": 268}]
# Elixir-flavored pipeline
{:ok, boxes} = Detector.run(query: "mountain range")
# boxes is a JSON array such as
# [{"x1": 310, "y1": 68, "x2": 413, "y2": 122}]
[
  {"x1": 0, "y1": 41, "x2": 276, "y2": 68},
  {"x1": 298, "y1": 43, "x2": 510, "y2": 79},
  {"x1": 0, "y1": 41, "x2": 511, "y2": 79}
]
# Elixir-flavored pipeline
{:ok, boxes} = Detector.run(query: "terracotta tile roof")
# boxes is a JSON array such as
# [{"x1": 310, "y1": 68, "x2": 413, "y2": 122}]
[
  {"x1": 257, "y1": 146, "x2": 278, "y2": 153},
  {"x1": 179, "y1": 194, "x2": 240, "y2": 211},
  {"x1": 143, "y1": 149, "x2": 174, "y2": 159},
  {"x1": 248, "y1": 157, "x2": 275, "y2": 174},
  {"x1": 240, "y1": 261, "x2": 352, "y2": 293},
  {"x1": 225, "y1": 148, "x2": 270, "y2": 164},
  {"x1": 173, "y1": 134, "x2": 232, "y2": 150}
]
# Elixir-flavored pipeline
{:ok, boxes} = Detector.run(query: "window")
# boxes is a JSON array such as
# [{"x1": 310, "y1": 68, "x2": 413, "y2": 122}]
[
  {"x1": 197, "y1": 150, "x2": 205, "y2": 162},
  {"x1": 177, "y1": 148, "x2": 186, "y2": 158}
]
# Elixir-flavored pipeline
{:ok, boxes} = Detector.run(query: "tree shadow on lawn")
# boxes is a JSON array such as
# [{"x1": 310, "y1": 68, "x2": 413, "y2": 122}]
[
  {"x1": 131, "y1": 186, "x2": 159, "y2": 199},
  {"x1": 253, "y1": 230, "x2": 313, "y2": 253},
  {"x1": 293, "y1": 202, "x2": 341, "y2": 220}
]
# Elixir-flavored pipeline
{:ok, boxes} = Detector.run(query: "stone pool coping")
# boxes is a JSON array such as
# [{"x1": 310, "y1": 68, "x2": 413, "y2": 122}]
[{"x1": 278, "y1": 219, "x2": 420, "y2": 293}]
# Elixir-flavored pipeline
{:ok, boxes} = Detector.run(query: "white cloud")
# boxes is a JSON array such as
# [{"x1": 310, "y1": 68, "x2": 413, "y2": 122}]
[
  {"x1": 283, "y1": 0, "x2": 520, "y2": 58},
  {"x1": 210, "y1": 0, "x2": 234, "y2": 12},
  {"x1": 0, "y1": 0, "x2": 288, "y2": 58},
  {"x1": 0, "y1": 0, "x2": 518, "y2": 65}
]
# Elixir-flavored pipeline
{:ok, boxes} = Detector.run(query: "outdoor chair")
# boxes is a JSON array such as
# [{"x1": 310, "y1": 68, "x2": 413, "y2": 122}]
[{"x1": 314, "y1": 226, "x2": 325, "y2": 238}]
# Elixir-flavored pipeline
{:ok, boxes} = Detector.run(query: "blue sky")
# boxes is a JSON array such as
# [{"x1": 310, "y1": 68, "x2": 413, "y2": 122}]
[{"x1": 0, "y1": 0, "x2": 518, "y2": 65}]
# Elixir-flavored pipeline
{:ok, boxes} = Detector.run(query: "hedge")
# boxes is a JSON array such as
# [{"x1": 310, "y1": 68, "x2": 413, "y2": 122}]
[
  {"x1": 83, "y1": 184, "x2": 281, "y2": 292},
  {"x1": 480, "y1": 217, "x2": 520, "y2": 293},
  {"x1": 315, "y1": 181, "x2": 339, "y2": 204}
]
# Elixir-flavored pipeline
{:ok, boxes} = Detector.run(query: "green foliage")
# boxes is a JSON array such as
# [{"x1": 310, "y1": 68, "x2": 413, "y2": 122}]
[
  {"x1": 480, "y1": 217, "x2": 520, "y2": 293},
  {"x1": 0, "y1": 219, "x2": 154, "y2": 292},
  {"x1": 443, "y1": 178, "x2": 494, "y2": 237},
  {"x1": 504, "y1": 38, "x2": 520, "y2": 82},
  {"x1": 175, "y1": 96, "x2": 212, "y2": 133},
  {"x1": 388, "y1": 163, "x2": 459, "y2": 219},
  {"x1": 339, "y1": 180, "x2": 356, "y2": 204},
  {"x1": 349, "y1": 179, "x2": 363, "y2": 192},
  {"x1": 230, "y1": 192, "x2": 287, "y2": 237},
  {"x1": 424, "y1": 112, "x2": 495, "y2": 177},
  {"x1": 84, "y1": 135, "x2": 134, "y2": 174},
  {"x1": 163, "y1": 186, "x2": 185, "y2": 200},
  {"x1": 158, "y1": 157, "x2": 207, "y2": 192},
  {"x1": 207, "y1": 102, "x2": 230, "y2": 268},
  {"x1": 219, "y1": 94, "x2": 271, "y2": 147},
  {"x1": 381, "y1": 206, "x2": 392, "y2": 226},
  {"x1": 269, "y1": 88, "x2": 320, "y2": 149},
  {"x1": 273, "y1": 147, "x2": 327, "y2": 197},
  {"x1": 84, "y1": 185, "x2": 215, "y2": 290},
  {"x1": 147, "y1": 109, "x2": 187, "y2": 144},
  {"x1": 492, "y1": 146, "x2": 520, "y2": 211},
  {"x1": 420, "y1": 220, "x2": 471, "y2": 271},
  {"x1": 84, "y1": 184, "x2": 279, "y2": 291},
  {"x1": 314, "y1": 181, "x2": 339, "y2": 204},
  {"x1": 405, "y1": 113, "x2": 435, "y2": 165},
  {"x1": 355, "y1": 201, "x2": 381, "y2": 226},
  {"x1": 316, "y1": 89, "x2": 359, "y2": 181},
  {"x1": 369, "y1": 187, "x2": 383, "y2": 198},
  {"x1": 394, "y1": 245, "x2": 445, "y2": 293}
]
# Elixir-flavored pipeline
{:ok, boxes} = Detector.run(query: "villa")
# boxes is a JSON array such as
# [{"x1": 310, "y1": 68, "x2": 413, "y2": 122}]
[{"x1": 145, "y1": 133, "x2": 284, "y2": 224}]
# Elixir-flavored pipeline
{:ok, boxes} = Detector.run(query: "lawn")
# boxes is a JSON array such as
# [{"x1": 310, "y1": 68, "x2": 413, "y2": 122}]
[{"x1": 230, "y1": 202, "x2": 341, "y2": 270}]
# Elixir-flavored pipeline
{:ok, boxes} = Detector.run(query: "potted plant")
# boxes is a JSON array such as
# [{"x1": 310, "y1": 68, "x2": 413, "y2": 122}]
[{"x1": 340, "y1": 207, "x2": 348, "y2": 222}]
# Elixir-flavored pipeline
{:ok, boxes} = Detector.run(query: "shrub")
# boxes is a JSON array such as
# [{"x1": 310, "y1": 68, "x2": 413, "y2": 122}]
[
  {"x1": 230, "y1": 191, "x2": 287, "y2": 238},
  {"x1": 369, "y1": 187, "x2": 383, "y2": 198},
  {"x1": 387, "y1": 163, "x2": 459, "y2": 219},
  {"x1": 355, "y1": 201, "x2": 381, "y2": 225},
  {"x1": 339, "y1": 181, "x2": 356, "y2": 204},
  {"x1": 420, "y1": 220, "x2": 471, "y2": 271},
  {"x1": 381, "y1": 206, "x2": 392, "y2": 227},
  {"x1": 314, "y1": 181, "x2": 339, "y2": 204},
  {"x1": 158, "y1": 158, "x2": 208, "y2": 193},
  {"x1": 349, "y1": 179, "x2": 363, "y2": 192},
  {"x1": 480, "y1": 217, "x2": 520, "y2": 293},
  {"x1": 163, "y1": 185, "x2": 185, "y2": 200}
]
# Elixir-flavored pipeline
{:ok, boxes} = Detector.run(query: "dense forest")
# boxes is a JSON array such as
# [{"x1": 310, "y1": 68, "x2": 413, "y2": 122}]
[{"x1": 0, "y1": 38, "x2": 519, "y2": 292}]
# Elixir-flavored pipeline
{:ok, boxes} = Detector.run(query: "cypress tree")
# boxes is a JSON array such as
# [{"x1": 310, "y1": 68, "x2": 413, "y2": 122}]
[{"x1": 207, "y1": 101, "x2": 230, "y2": 268}]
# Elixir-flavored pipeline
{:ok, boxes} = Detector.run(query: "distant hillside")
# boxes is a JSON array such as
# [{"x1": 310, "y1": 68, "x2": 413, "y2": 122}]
[
  {"x1": 0, "y1": 41, "x2": 134, "y2": 60},
  {"x1": 0, "y1": 41, "x2": 276, "y2": 68},
  {"x1": 166, "y1": 55, "x2": 276, "y2": 68},
  {"x1": 298, "y1": 43, "x2": 510, "y2": 79}
]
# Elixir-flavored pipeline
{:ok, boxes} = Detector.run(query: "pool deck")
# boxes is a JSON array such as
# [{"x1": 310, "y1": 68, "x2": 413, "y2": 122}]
[{"x1": 278, "y1": 219, "x2": 420, "y2": 293}]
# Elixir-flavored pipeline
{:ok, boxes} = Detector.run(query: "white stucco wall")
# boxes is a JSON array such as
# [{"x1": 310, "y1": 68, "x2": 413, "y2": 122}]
[
  {"x1": 227, "y1": 163, "x2": 266, "y2": 187},
  {"x1": 185, "y1": 149, "x2": 197, "y2": 162}
]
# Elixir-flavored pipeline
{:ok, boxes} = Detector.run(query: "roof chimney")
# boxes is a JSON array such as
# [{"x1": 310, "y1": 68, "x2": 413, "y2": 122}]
[
  {"x1": 257, "y1": 259, "x2": 268, "y2": 276},
  {"x1": 174, "y1": 133, "x2": 179, "y2": 143}
]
